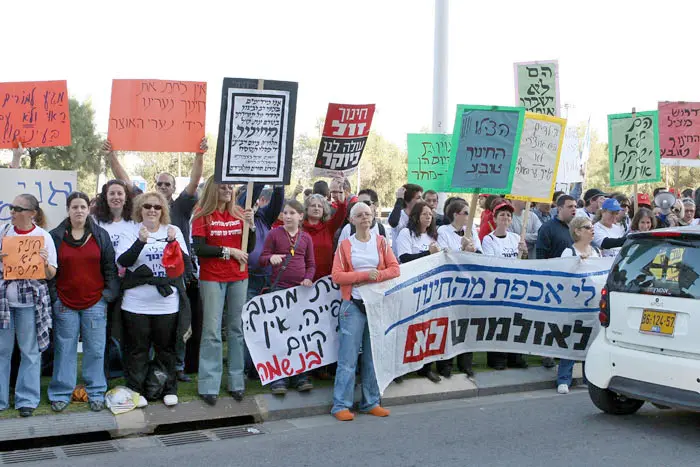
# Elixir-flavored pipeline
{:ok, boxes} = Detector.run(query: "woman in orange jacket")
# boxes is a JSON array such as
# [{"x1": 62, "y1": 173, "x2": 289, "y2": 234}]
[{"x1": 330, "y1": 202, "x2": 400, "y2": 421}]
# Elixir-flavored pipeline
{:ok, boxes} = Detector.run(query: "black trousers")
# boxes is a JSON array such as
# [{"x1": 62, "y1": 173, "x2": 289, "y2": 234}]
[
  {"x1": 122, "y1": 310, "x2": 178, "y2": 398},
  {"x1": 184, "y1": 282, "x2": 203, "y2": 374},
  {"x1": 436, "y1": 352, "x2": 474, "y2": 375},
  {"x1": 487, "y1": 352, "x2": 526, "y2": 368}
]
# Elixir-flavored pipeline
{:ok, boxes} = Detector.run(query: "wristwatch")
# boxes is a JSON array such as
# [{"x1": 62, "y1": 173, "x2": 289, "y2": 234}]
[{"x1": 250, "y1": 225, "x2": 256, "y2": 232}]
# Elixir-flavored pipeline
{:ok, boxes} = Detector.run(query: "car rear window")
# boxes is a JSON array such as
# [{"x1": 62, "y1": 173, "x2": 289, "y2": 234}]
[{"x1": 608, "y1": 237, "x2": 700, "y2": 299}]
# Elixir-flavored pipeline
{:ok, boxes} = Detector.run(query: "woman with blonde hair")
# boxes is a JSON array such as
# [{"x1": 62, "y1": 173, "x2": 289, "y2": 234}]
[
  {"x1": 116, "y1": 192, "x2": 190, "y2": 407},
  {"x1": 304, "y1": 189, "x2": 347, "y2": 281},
  {"x1": 192, "y1": 176, "x2": 254, "y2": 406}
]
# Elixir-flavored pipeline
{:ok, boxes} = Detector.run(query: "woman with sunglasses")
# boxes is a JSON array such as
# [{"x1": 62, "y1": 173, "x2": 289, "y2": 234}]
[
  {"x1": 557, "y1": 216, "x2": 600, "y2": 394},
  {"x1": 48, "y1": 192, "x2": 119, "y2": 413},
  {"x1": 116, "y1": 192, "x2": 190, "y2": 407},
  {"x1": 192, "y1": 176, "x2": 255, "y2": 406},
  {"x1": 0, "y1": 194, "x2": 56, "y2": 417},
  {"x1": 592, "y1": 199, "x2": 627, "y2": 258}
]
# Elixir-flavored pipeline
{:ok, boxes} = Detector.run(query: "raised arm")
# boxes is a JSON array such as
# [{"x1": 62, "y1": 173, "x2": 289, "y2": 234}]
[
  {"x1": 184, "y1": 137, "x2": 207, "y2": 196},
  {"x1": 104, "y1": 140, "x2": 132, "y2": 185}
]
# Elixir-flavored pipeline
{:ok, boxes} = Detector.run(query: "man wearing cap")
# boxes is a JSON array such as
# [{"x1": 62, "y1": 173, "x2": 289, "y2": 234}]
[
  {"x1": 592, "y1": 198, "x2": 627, "y2": 257},
  {"x1": 576, "y1": 188, "x2": 607, "y2": 220}
]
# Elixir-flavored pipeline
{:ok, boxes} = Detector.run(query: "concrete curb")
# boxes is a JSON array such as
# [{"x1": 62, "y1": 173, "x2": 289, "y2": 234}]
[{"x1": 0, "y1": 364, "x2": 584, "y2": 444}]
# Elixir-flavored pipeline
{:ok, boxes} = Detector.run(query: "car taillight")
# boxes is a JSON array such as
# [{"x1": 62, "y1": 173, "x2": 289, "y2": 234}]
[
  {"x1": 650, "y1": 231, "x2": 682, "y2": 237},
  {"x1": 599, "y1": 286, "x2": 609, "y2": 327}
]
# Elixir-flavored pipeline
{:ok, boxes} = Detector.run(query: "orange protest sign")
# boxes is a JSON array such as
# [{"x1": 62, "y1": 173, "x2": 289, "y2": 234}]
[
  {"x1": 0, "y1": 80, "x2": 71, "y2": 149},
  {"x1": 108, "y1": 79, "x2": 206, "y2": 152},
  {"x1": 1, "y1": 236, "x2": 46, "y2": 280}
]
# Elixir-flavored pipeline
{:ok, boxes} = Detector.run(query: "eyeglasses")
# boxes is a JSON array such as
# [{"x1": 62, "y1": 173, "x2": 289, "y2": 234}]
[
  {"x1": 580, "y1": 225, "x2": 594, "y2": 230},
  {"x1": 673, "y1": 208, "x2": 682, "y2": 214},
  {"x1": 620, "y1": 204, "x2": 630, "y2": 209},
  {"x1": 143, "y1": 204, "x2": 163, "y2": 210},
  {"x1": 156, "y1": 182, "x2": 172, "y2": 188},
  {"x1": 9, "y1": 205, "x2": 32, "y2": 213},
  {"x1": 361, "y1": 200, "x2": 375, "y2": 206}
]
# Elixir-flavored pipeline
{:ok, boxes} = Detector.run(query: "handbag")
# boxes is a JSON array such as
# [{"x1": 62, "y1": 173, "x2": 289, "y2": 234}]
[
  {"x1": 162, "y1": 239, "x2": 185, "y2": 278},
  {"x1": 260, "y1": 231, "x2": 302, "y2": 295}
]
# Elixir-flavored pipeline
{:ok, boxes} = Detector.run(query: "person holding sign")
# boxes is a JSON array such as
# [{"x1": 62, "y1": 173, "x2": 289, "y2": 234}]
[
  {"x1": 330, "y1": 202, "x2": 400, "y2": 421},
  {"x1": 481, "y1": 201, "x2": 528, "y2": 371},
  {"x1": 0, "y1": 194, "x2": 56, "y2": 417},
  {"x1": 592, "y1": 199, "x2": 627, "y2": 258},
  {"x1": 115, "y1": 192, "x2": 191, "y2": 407},
  {"x1": 304, "y1": 188, "x2": 347, "y2": 281},
  {"x1": 191, "y1": 176, "x2": 255, "y2": 406},
  {"x1": 47, "y1": 192, "x2": 120, "y2": 413}
]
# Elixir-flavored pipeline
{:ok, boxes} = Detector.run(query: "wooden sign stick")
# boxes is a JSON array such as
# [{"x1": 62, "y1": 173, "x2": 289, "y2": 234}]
[
  {"x1": 465, "y1": 192, "x2": 479, "y2": 240},
  {"x1": 631, "y1": 107, "x2": 639, "y2": 214},
  {"x1": 518, "y1": 200, "x2": 531, "y2": 259}
]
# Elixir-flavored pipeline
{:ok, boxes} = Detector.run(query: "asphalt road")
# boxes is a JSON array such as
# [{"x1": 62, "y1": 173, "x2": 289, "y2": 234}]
[{"x1": 20, "y1": 388, "x2": 700, "y2": 467}]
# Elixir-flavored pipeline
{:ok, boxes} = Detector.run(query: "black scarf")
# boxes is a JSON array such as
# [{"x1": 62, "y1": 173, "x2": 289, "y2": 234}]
[{"x1": 64, "y1": 218, "x2": 94, "y2": 248}]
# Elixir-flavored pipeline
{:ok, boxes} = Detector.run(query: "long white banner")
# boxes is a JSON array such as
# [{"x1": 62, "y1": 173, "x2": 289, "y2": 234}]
[{"x1": 359, "y1": 252, "x2": 614, "y2": 394}]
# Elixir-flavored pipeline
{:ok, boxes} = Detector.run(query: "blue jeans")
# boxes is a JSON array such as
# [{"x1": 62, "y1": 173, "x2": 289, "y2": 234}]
[
  {"x1": 557, "y1": 359, "x2": 584, "y2": 386},
  {"x1": 0, "y1": 306, "x2": 41, "y2": 409},
  {"x1": 198, "y1": 279, "x2": 248, "y2": 394},
  {"x1": 331, "y1": 300, "x2": 380, "y2": 414},
  {"x1": 49, "y1": 299, "x2": 107, "y2": 403}
]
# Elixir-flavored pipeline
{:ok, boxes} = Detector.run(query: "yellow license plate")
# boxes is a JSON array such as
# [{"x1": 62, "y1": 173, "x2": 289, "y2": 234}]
[{"x1": 639, "y1": 310, "x2": 676, "y2": 336}]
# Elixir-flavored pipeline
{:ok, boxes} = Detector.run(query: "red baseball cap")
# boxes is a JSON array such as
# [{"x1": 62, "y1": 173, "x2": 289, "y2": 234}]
[
  {"x1": 492, "y1": 201, "x2": 514, "y2": 213},
  {"x1": 637, "y1": 193, "x2": 651, "y2": 207}
]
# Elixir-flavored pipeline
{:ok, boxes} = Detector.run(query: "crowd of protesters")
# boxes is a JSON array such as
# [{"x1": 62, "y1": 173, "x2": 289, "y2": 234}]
[{"x1": 1, "y1": 140, "x2": 698, "y2": 420}]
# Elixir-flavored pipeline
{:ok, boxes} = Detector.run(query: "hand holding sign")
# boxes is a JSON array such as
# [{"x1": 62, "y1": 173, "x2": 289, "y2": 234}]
[{"x1": 2, "y1": 236, "x2": 46, "y2": 280}]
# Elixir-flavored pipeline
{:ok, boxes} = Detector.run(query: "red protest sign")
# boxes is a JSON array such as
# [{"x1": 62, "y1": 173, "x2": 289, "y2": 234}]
[
  {"x1": 313, "y1": 103, "x2": 375, "y2": 177},
  {"x1": 658, "y1": 101, "x2": 700, "y2": 160},
  {"x1": 1, "y1": 236, "x2": 46, "y2": 280},
  {"x1": 108, "y1": 79, "x2": 206, "y2": 153},
  {"x1": 0, "y1": 80, "x2": 71, "y2": 149}
]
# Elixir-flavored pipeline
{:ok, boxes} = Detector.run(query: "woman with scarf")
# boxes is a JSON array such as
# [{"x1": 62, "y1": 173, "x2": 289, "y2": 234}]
[
  {"x1": 0, "y1": 194, "x2": 56, "y2": 417},
  {"x1": 48, "y1": 192, "x2": 119, "y2": 412}
]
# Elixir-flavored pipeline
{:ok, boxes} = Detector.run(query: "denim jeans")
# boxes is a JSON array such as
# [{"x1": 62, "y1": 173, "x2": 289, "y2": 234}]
[
  {"x1": 198, "y1": 279, "x2": 248, "y2": 394},
  {"x1": 0, "y1": 306, "x2": 41, "y2": 409},
  {"x1": 48, "y1": 299, "x2": 107, "y2": 403},
  {"x1": 557, "y1": 359, "x2": 586, "y2": 386},
  {"x1": 331, "y1": 300, "x2": 380, "y2": 414}
]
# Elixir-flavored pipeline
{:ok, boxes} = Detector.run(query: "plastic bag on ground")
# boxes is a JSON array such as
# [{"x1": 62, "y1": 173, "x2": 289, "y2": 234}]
[{"x1": 105, "y1": 386, "x2": 145, "y2": 415}]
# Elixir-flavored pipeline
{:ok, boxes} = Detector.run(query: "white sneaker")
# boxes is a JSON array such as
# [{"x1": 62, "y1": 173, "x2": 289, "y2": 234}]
[
  {"x1": 557, "y1": 384, "x2": 569, "y2": 394},
  {"x1": 163, "y1": 395, "x2": 179, "y2": 407},
  {"x1": 136, "y1": 396, "x2": 148, "y2": 408}
]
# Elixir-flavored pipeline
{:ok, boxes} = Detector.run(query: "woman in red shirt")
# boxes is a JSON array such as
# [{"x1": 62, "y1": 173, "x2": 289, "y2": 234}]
[
  {"x1": 48, "y1": 192, "x2": 119, "y2": 413},
  {"x1": 303, "y1": 190, "x2": 346, "y2": 281},
  {"x1": 192, "y1": 176, "x2": 255, "y2": 406}
]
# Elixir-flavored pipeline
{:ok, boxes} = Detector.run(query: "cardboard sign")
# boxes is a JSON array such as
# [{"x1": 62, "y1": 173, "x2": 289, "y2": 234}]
[
  {"x1": 448, "y1": 105, "x2": 525, "y2": 194},
  {"x1": 108, "y1": 79, "x2": 206, "y2": 152},
  {"x1": 215, "y1": 78, "x2": 298, "y2": 184},
  {"x1": 657, "y1": 101, "x2": 700, "y2": 160},
  {"x1": 509, "y1": 113, "x2": 566, "y2": 202},
  {"x1": 407, "y1": 134, "x2": 452, "y2": 190},
  {"x1": 312, "y1": 103, "x2": 376, "y2": 177},
  {"x1": 0, "y1": 80, "x2": 71, "y2": 149},
  {"x1": 608, "y1": 111, "x2": 661, "y2": 186},
  {"x1": 514, "y1": 61, "x2": 560, "y2": 117},
  {"x1": 2, "y1": 236, "x2": 45, "y2": 280}
]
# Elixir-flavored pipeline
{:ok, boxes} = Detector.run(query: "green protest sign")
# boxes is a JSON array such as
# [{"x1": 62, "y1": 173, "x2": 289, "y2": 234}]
[
  {"x1": 407, "y1": 134, "x2": 452, "y2": 190},
  {"x1": 607, "y1": 111, "x2": 661, "y2": 187},
  {"x1": 514, "y1": 61, "x2": 559, "y2": 117}
]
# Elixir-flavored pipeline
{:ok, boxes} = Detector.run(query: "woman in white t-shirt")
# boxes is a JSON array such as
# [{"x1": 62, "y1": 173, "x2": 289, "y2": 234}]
[
  {"x1": 116, "y1": 192, "x2": 190, "y2": 408},
  {"x1": 0, "y1": 194, "x2": 56, "y2": 417},
  {"x1": 481, "y1": 201, "x2": 527, "y2": 371},
  {"x1": 557, "y1": 216, "x2": 600, "y2": 395},
  {"x1": 93, "y1": 179, "x2": 137, "y2": 253},
  {"x1": 395, "y1": 201, "x2": 442, "y2": 383},
  {"x1": 592, "y1": 198, "x2": 627, "y2": 258}
]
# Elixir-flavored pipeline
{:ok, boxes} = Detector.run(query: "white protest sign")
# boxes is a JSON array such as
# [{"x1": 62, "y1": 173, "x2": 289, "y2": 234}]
[
  {"x1": 509, "y1": 113, "x2": 566, "y2": 202},
  {"x1": 242, "y1": 276, "x2": 341, "y2": 385},
  {"x1": 0, "y1": 168, "x2": 77, "y2": 230},
  {"x1": 556, "y1": 124, "x2": 584, "y2": 184},
  {"x1": 359, "y1": 252, "x2": 613, "y2": 394}
]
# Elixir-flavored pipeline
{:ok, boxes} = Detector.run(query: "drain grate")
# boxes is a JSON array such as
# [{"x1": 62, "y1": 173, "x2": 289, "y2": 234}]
[
  {"x1": 158, "y1": 431, "x2": 212, "y2": 447},
  {"x1": 62, "y1": 441, "x2": 119, "y2": 457},
  {"x1": 211, "y1": 426, "x2": 263, "y2": 440},
  {"x1": 2, "y1": 449, "x2": 57, "y2": 464}
]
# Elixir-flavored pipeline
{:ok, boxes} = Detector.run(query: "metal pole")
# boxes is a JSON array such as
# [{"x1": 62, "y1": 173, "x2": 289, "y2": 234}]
[{"x1": 433, "y1": 0, "x2": 448, "y2": 214}]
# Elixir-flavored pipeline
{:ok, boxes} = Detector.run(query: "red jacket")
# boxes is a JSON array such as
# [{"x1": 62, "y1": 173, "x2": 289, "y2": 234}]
[
  {"x1": 478, "y1": 210, "x2": 495, "y2": 242},
  {"x1": 332, "y1": 234, "x2": 400, "y2": 301},
  {"x1": 303, "y1": 201, "x2": 347, "y2": 281}
]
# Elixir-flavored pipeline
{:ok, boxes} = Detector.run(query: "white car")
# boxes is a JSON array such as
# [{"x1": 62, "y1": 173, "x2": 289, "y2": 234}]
[{"x1": 585, "y1": 227, "x2": 700, "y2": 414}]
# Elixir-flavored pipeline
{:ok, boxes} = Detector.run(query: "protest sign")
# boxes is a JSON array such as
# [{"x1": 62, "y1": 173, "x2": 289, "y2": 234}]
[
  {"x1": 242, "y1": 276, "x2": 341, "y2": 385},
  {"x1": 0, "y1": 80, "x2": 71, "y2": 149},
  {"x1": 1, "y1": 236, "x2": 45, "y2": 280},
  {"x1": 0, "y1": 168, "x2": 77, "y2": 229},
  {"x1": 215, "y1": 78, "x2": 297, "y2": 184},
  {"x1": 108, "y1": 79, "x2": 206, "y2": 152},
  {"x1": 657, "y1": 101, "x2": 700, "y2": 160},
  {"x1": 555, "y1": 123, "x2": 588, "y2": 184},
  {"x1": 514, "y1": 61, "x2": 559, "y2": 117},
  {"x1": 608, "y1": 111, "x2": 661, "y2": 186},
  {"x1": 359, "y1": 251, "x2": 613, "y2": 394},
  {"x1": 312, "y1": 103, "x2": 375, "y2": 177},
  {"x1": 407, "y1": 133, "x2": 452, "y2": 190},
  {"x1": 448, "y1": 105, "x2": 525, "y2": 194},
  {"x1": 508, "y1": 113, "x2": 565, "y2": 202}
]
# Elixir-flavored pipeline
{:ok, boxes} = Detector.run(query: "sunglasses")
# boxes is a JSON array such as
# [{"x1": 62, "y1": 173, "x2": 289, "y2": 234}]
[
  {"x1": 142, "y1": 204, "x2": 163, "y2": 210},
  {"x1": 9, "y1": 205, "x2": 32, "y2": 213},
  {"x1": 673, "y1": 208, "x2": 682, "y2": 214},
  {"x1": 620, "y1": 204, "x2": 630, "y2": 209},
  {"x1": 361, "y1": 200, "x2": 375, "y2": 206},
  {"x1": 156, "y1": 182, "x2": 172, "y2": 188},
  {"x1": 580, "y1": 225, "x2": 594, "y2": 230}
]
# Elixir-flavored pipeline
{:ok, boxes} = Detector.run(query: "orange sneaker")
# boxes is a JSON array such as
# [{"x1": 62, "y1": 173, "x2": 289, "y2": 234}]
[
  {"x1": 333, "y1": 409, "x2": 354, "y2": 421},
  {"x1": 365, "y1": 406, "x2": 390, "y2": 417}
]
